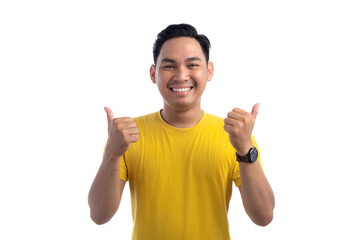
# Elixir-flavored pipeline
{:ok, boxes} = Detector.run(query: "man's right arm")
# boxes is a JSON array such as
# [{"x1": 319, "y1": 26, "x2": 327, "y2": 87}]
[
  {"x1": 88, "y1": 107, "x2": 139, "y2": 225},
  {"x1": 88, "y1": 151, "x2": 126, "y2": 225}
]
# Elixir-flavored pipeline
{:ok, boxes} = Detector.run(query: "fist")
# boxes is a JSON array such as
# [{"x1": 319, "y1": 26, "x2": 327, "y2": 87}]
[
  {"x1": 224, "y1": 103, "x2": 260, "y2": 155},
  {"x1": 104, "y1": 107, "x2": 139, "y2": 157}
]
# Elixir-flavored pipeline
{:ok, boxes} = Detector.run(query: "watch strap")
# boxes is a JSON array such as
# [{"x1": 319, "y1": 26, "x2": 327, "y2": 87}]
[{"x1": 236, "y1": 151, "x2": 250, "y2": 163}]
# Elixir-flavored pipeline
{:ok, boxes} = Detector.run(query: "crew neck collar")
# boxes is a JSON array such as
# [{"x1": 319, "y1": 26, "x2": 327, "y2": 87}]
[{"x1": 156, "y1": 110, "x2": 208, "y2": 134}]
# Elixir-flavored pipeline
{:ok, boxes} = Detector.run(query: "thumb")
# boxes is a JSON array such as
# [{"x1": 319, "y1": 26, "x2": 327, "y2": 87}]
[
  {"x1": 104, "y1": 107, "x2": 114, "y2": 127},
  {"x1": 251, "y1": 103, "x2": 260, "y2": 122}
]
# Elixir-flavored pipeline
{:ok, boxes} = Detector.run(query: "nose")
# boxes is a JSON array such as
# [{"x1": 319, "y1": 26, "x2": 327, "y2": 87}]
[{"x1": 174, "y1": 65, "x2": 189, "y2": 82}]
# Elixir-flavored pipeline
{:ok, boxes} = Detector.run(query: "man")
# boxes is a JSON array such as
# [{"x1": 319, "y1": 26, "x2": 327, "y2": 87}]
[{"x1": 88, "y1": 24, "x2": 275, "y2": 239}]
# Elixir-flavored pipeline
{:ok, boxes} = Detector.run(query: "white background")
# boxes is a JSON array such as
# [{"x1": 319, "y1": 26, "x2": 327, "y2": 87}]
[{"x1": 1, "y1": 0, "x2": 359, "y2": 239}]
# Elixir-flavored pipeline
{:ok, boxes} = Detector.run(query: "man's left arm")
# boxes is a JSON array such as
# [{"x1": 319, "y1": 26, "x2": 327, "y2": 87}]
[{"x1": 224, "y1": 103, "x2": 275, "y2": 226}]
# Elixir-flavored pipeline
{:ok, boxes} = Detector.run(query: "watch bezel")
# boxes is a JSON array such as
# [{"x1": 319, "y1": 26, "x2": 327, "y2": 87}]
[
  {"x1": 236, "y1": 147, "x2": 258, "y2": 163},
  {"x1": 248, "y1": 147, "x2": 258, "y2": 163}
]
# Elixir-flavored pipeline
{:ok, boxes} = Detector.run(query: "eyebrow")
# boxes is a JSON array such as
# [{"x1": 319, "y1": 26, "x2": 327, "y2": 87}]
[
  {"x1": 160, "y1": 57, "x2": 202, "y2": 64},
  {"x1": 160, "y1": 58, "x2": 176, "y2": 64},
  {"x1": 185, "y1": 57, "x2": 201, "y2": 62}
]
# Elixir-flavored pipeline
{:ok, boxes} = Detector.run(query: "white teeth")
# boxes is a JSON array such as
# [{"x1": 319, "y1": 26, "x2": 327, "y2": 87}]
[{"x1": 171, "y1": 87, "x2": 191, "y2": 92}]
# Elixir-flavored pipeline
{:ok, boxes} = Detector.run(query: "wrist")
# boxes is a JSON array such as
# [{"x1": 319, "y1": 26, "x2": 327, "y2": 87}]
[
  {"x1": 104, "y1": 142, "x2": 127, "y2": 160},
  {"x1": 236, "y1": 144, "x2": 254, "y2": 156},
  {"x1": 236, "y1": 147, "x2": 258, "y2": 164},
  {"x1": 103, "y1": 148, "x2": 122, "y2": 164}
]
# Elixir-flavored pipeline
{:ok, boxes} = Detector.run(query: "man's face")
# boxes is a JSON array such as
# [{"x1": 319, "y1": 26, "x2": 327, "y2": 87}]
[{"x1": 150, "y1": 37, "x2": 214, "y2": 112}]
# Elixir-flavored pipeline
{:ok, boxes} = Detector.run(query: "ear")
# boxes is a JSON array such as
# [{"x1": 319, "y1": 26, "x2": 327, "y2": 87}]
[
  {"x1": 150, "y1": 64, "x2": 156, "y2": 84},
  {"x1": 207, "y1": 61, "x2": 214, "y2": 82}
]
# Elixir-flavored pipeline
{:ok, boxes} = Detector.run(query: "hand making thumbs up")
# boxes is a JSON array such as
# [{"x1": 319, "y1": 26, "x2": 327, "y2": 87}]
[
  {"x1": 224, "y1": 103, "x2": 260, "y2": 156},
  {"x1": 104, "y1": 107, "x2": 139, "y2": 158}
]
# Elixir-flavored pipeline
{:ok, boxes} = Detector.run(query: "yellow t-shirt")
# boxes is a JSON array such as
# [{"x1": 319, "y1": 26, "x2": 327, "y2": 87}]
[{"x1": 117, "y1": 111, "x2": 262, "y2": 240}]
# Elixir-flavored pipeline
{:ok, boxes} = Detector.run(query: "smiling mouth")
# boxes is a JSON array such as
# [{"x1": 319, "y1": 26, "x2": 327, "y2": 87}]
[{"x1": 170, "y1": 87, "x2": 193, "y2": 92}]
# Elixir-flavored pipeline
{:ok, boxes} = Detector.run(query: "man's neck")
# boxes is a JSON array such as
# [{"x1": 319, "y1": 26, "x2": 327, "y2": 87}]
[{"x1": 161, "y1": 106, "x2": 203, "y2": 128}]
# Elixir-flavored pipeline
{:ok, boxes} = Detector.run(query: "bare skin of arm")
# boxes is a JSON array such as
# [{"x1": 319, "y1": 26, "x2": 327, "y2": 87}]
[
  {"x1": 88, "y1": 152, "x2": 126, "y2": 225},
  {"x1": 238, "y1": 161, "x2": 275, "y2": 226},
  {"x1": 88, "y1": 107, "x2": 139, "y2": 225}
]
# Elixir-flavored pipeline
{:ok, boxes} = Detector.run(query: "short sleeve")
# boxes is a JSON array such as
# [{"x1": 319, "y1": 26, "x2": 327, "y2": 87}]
[
  {"x1": 119, "y1": 154, "x2": 128, "y2": 181},
  {"x1": 232, "y1": 161, "x2": 241, "y2": 187},
  {"x1": 103, "y1": 139, "x2": 128, "y2": 181},
  {"x1": 232, "y1": 135, "x2": 263, "y2": 187}
]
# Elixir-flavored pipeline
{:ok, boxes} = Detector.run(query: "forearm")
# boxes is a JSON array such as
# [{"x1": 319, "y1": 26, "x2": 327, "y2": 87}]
[
  {"x1": 88, "y1": 153, "x2": 123, "y2": 225},
  {"x1": 239, "y1": 161, "x2": 275, "y2": 226}
]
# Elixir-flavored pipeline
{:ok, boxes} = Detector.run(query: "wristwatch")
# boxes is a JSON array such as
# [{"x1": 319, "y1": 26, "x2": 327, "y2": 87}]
[{"x1": 236, "y1": 147, "x2": 258, "y2": 163}]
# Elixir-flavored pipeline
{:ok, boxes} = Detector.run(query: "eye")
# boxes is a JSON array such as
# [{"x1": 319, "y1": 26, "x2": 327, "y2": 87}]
[
  {"x1": 188, "y1": 63, "x2": 199, "y2": 68},
  {"x1": 163, "y1": 65, "x2": 175, "y2": 69}
]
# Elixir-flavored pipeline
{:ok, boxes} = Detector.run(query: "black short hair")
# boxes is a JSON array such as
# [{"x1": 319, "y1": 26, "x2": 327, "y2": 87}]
[{"x1": 153, "y1": 24, "x2": 211, "y2": 65}]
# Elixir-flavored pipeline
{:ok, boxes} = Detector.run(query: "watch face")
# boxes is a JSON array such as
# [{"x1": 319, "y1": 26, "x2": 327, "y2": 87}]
[{"x1": 249, "y1": 148, "x2": 258, "y2": 163}]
